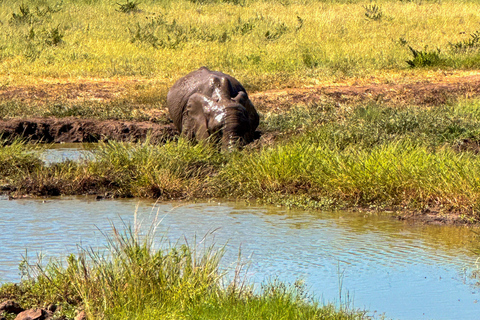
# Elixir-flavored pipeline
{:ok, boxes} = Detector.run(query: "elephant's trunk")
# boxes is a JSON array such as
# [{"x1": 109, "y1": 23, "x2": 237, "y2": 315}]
[{"x1": 221, "y1": 105, "x2": 250, "y2": 149}]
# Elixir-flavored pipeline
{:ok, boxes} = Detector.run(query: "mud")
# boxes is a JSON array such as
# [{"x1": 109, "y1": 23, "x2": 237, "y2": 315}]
[
  {"x1": 0, "y1": 117, "x2": 178, "y2": 143},
  {"x1": 1, "y1": 74, "x2": 480, "y2": 143}
]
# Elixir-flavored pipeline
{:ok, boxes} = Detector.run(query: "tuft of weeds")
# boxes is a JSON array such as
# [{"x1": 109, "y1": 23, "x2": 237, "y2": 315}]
[
  {"x1": 0, "y1": 221, "x2": 367, "y2": 320},
  {"x1": 0, "y1": 139, "x2": 44, "y2": 179},
  {"x1": 44, "y1": 25, "x2": 63, "y2": 46},
  {"x1": 363, "y1": 4, "x2": 383, "y2": 21},
  {"x1": 9, "y1": 4, "x2": 34, "y2": 25},
  {"x1": 116, "y1": 0, "x2": 141, "y2": 14},
  {"x1": 406, "y1": 45, "x2": 444, "y2": 68},
  {"x1": 264, "y1": 22, "x2": 288, "y2": 41},
  {"x1": 450, "y1": 31, "x2": 480, "y2": 53}
]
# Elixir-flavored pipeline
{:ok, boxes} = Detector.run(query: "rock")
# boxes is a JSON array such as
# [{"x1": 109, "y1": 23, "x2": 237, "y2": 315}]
[
  {"x1": 74, "y1": 310, "x2": 87, "y2": 320},
  {"x1": 14, "y1": 308, "x2": 52, "y2": 320},
  {"x1": 0, "y1": 300, "x2": 24, "y2": 314}
]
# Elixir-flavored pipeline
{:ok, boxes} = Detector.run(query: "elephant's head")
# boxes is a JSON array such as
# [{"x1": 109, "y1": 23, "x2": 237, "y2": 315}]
[{"x1": 183, "y1": 77, "x2": 254, "y2": 149}]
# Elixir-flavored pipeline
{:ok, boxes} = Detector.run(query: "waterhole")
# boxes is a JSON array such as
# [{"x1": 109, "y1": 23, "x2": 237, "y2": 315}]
[{"x1": 1, "y1": 197, "x2": 479, "y2": 319}]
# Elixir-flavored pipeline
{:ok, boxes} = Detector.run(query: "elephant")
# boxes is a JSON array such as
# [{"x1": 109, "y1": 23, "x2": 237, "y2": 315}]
[{"x1": 167, "y1": 67, "x2": 259, "y2": 149}]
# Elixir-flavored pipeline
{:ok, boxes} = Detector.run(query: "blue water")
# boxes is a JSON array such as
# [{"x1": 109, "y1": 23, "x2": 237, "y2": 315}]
[{"x1": 1, "y1": 197, "x2": 479, "y2": 319}]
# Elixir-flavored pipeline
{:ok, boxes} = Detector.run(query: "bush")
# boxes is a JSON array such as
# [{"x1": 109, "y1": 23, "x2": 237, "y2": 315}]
[{"x1": 406, "y1": 45, "x2": 444, "y2": 68}]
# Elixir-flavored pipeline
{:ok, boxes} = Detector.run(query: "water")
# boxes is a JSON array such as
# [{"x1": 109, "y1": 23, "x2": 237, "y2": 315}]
[
  {"x1": 1, "y1": 197, "x2": 480, "y2": 320},
  {"x1": 39, "y1": 143, "x2": 95, "y2": 165}
]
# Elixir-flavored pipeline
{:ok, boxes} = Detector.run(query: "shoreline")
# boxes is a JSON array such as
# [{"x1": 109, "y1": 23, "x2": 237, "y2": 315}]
[{"x1": 2, "y1": 74, "x2": 480, "y2": 226}]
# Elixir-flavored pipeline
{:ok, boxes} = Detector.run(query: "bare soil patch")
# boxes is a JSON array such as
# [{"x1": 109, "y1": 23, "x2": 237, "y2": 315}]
[
  {"x1": 0, "y1": 79, "x2": 131, "y2": 104},
  {"x1": 252, "y1": 74, "x2": 480, "y2": 113},
  {"x1": 1, "y1": 73, "x2": 480, "y2": 143}
]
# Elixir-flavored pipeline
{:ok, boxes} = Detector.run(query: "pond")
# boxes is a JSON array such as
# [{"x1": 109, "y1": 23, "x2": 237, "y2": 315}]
[{"x1": 1, "y1": 197, "x2": 479, "y2": 319}]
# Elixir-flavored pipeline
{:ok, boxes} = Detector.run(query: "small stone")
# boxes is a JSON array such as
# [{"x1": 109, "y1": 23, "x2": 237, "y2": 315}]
[
  {"x1": 14, "y1": 308, "x2": 51, "y2": 320},
  {"x1": 74, "y1": 310, "x2": 87, "y2": 320},
  {"x1": 0, "y1": 300, "x2": 24, "y2": 314}
]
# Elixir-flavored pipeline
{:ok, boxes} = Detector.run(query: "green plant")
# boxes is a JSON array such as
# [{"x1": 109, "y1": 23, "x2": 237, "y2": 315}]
[
  {"x1": 116, "y1": 0, "x2": 140, "y2": 13},
  {"x1": 44, "y1": 25, "x2": 63, "y2": 46},
  {"x1": 9, "y1": 4, "x2": 34, "y2": 25},
  {"x1": 450, "y1": 31, "x2": 480, "y2": 53},
  {"x1": 363, "y1": 4, "x2": 383, "y2": 21},
  {"x1": 34, "y1": 2, "x2": 63, "y2": 17},
  {"x1": 406, "y1": 45, "x2": 444, "y2": 67},
  {"x1": 265, "y1": 22, "x2": 288, "y2": 41},
  {"x1": 0, "y1": 220, "x2": 368, "y2": 319}
]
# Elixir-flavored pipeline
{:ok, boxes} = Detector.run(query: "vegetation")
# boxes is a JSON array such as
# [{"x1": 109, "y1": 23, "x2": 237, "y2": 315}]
[
  {"x1": 0, "y1": 222, "x2": 366, "y2": 319},
  {"x1": 0, "y1": 0, "x2": 479, "y2": 218},
  {"x1": 3, "y1": 98, "x2": 480, "y2": 220},
  {"x1": 3, "y1": 0, "x2": 480, "y2": 317},
  {"x1": 0, "y1": 0, "x2": 480, "y2": 90}
]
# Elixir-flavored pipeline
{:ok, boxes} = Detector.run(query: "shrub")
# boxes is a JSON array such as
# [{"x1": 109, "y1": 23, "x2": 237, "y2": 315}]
[
  {"x1": 116, "y1": 0, "x2": 141, "y2": 14},
  {"x1": 363, "y1": 4, "x2": 383, "y2": 21},
  {"x1": 406, "y1": 45, "x2": 444, "y2": 68}
]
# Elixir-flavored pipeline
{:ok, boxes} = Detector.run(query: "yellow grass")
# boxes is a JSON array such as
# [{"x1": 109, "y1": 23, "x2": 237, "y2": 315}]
[{"x1": 0, "y1": 0, "x2": 479, "y2": 91}]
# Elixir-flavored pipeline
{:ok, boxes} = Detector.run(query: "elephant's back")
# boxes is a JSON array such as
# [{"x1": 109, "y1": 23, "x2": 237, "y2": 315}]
[{"x1": 167, "y1": 67, "x2": 248, "y2": 131}]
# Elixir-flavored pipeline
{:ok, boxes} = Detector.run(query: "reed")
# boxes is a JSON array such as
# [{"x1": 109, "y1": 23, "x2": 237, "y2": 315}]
[
  {"x1": 0, "y1": 220, "x2": 366, "y2": 319},
  {"x1": 3, "y1": 99, "x2": 480, "y2": 218}
]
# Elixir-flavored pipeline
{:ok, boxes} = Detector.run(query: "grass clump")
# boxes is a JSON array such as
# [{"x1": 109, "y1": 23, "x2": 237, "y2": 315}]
[
  {"x1": 0, "y1": 139, "x2": 44, "y2": 180},
  {"x1": 406, "y1": 45, "x2": 445, "y2": 68},
  {"x1": 0, "y1": 222, "x2": 366, "y2": 320},
  {"x1": 363, "y1": 4, "x2": 383, "y2": 21},
  {"x1": 116, "y1": 0, "x2": 141, "y2": 13}
]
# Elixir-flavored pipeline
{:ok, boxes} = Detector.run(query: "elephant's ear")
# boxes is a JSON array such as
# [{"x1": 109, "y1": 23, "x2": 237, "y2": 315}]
[
  {"x1": 183, "y1": 93, "x2": 210, "y2": 140},
  {"x1": 232, "y1": 91, "x2": 248, "y2": 105}
]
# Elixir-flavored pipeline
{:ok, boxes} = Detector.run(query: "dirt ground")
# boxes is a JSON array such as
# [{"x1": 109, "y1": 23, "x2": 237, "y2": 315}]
[{"x1": 1, "y1": 73, "x2": 480, "y2": 143}]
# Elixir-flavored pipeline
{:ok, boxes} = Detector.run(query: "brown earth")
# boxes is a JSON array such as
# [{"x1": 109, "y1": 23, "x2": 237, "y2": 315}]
[
  {"x1": 251, "y1": 73, "x2": 480, "y2": 111},
  {"x1": 1, "y1": 73, "x2": 480, "y2": 143},
  {"x1": 0, "y1": 117, "x2": 177, "y2": 144}
]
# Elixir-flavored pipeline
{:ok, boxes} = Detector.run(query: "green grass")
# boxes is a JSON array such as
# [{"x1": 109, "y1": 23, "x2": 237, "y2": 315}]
[
  {"x1": 3, "y1": 99, "x2": 480, "y2": 219},
  {"x1": 0, "y1": 0, "x2": 480, "y2": 88},
  {"x1": 0, "y1": 222, "x2": 366, "y2": 320}
]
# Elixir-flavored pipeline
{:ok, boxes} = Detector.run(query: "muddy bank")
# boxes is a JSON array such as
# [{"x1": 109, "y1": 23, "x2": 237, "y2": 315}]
[
  {"x1": 0, "y1": 117, "x2": 178, "y2": 143},
  {"x1": 252, "y1": 74, "x2": 480, "y2": 112},
  {"x1": 1, "y1": 74, "x2": 480, "y2": 143}
]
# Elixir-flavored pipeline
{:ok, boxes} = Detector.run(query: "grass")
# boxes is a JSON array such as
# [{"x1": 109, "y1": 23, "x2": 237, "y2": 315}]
[
  {"x1": 3, "y1": 99, "x2": 480, "y2": 220},
  {"x1": 0, "y1": 221, "x2": 367, "y2": 320},
  {"x1": 0, "y1": 0, "x2": 480, "y2": 90}
]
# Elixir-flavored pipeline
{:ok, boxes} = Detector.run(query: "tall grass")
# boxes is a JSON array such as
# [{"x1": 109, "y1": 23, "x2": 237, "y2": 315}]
[
  {"x1": 0, "y1": 0, "x2": 479, "y2": 88},
  {"x1": 0, "y1": 220, "x2": 366, "y2": 319},
  {"x1": 3, "y1": 99, "x2": 480, "y2": 217},
  {"x1": 220, "y1": 139, "x2": 480, "y2": 211},
  {"x1": 0, "y1": 139, "x2": 44, "y2": 180}
]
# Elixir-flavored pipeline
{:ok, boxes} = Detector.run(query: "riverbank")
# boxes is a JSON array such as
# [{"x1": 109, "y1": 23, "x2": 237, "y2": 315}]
[{"x1": 3, "y1": 80, "x2": 480, "y2": 224}]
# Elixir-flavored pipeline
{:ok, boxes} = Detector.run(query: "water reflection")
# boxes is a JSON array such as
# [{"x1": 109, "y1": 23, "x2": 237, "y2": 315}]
[
  {"x1": 1, "y1": 197, "x2": 479, "y2": 319},
  {"x1": 39, "y1": 143, "x2": 95, "y2": 165}
]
